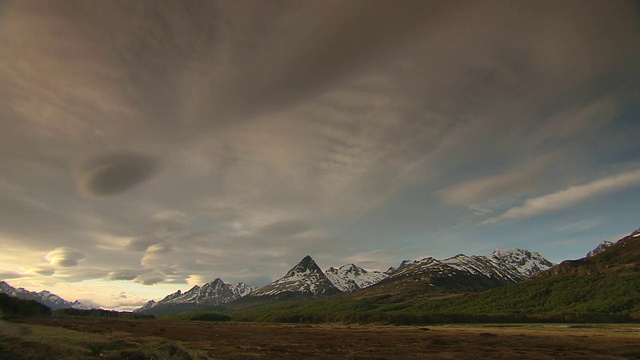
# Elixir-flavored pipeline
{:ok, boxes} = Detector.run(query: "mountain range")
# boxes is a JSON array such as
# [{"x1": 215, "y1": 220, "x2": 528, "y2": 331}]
[
  {"x1": 0, "y1": 281, "x2": 91, "y2": 310},
  {"x1": 134, "y1": 278, "x2": 257, "y2": 316},
  {"x1": 349, "y1": 248, "x2": 555, "y2": 303},
  {"x1": 137, "y1": 248, "x2": 555, "y2": 314}
]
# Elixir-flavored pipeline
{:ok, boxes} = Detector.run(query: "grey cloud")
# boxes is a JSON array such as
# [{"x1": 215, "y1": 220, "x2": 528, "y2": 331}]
[
  {"x1": 32, "y1": 268, "x2": 55, "y2": 276},
  {"x1": 53, "y1": 268, "x2": 109, "y2": 282},
  {"x1": 151, "y1": 211, "x2": 188, "y2": 231},
  {"x1": 78, "y1": 152, "x2": 160, "y2": 197},
  {"x1": 108, "y1": 270, "x2": 142, "y2": 281},
  {"x1": 44, "y1": 248, "x2": 85, "y2": 268},
  {"x1": 125, "y1": 238, "x2": 161, "y2": 252},
  {"x1": 139, "y1": 276, "x2": 165, "y2": 286},
  {"x1": 259, "y1": 220, "x2": 311, "y2": 238},
  {"x1": 207, "y1": 1, "x2": 457, "y2": 118},
  {"x1": 0, "y1": 271, "x2": 25, "y2": 280}
]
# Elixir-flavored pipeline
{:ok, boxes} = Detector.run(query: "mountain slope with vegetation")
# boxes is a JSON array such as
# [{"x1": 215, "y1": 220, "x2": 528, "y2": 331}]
[{"x1": 230, "y1": 229, "x2": 640, "y2": 324}]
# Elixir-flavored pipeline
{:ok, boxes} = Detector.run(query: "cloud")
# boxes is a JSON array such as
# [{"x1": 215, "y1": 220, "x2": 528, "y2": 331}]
[
  {"x1": 31, "y1": 267, "x2": 55, "y2": 276},
  {"x1": 152, "y1": 211, "x2": 188, "y2": 230},
  {"x1": 259, "y1": 220, "x2": 311, "y2": 238},
  {"x1": 439, "y1": 172, "x2": 532, "y2": 206},
  {"x1": 44, "y1": 248, "x2": 85, "y2": 268},
  {"x1": 0, "y1": 270, "x2": 25, "y2": 280},
  {"x1": 486, "y1": 169, "x2": 640, "y2": 223},
  {"x1": 139, "y1": 276, "x2": 165, "y2": 286},
  {"x1": 78, "y1": 152, "x2": 160, "y2": 197},
  {"x1": 186, "y1": 275, "x2": 205, "y2": 287},
  {"x1": 108, "y1": 270, "x2": 141, "y2": 281},
  {"x1": 344, "y1": 248, "x2": 400, "y2": 267}
]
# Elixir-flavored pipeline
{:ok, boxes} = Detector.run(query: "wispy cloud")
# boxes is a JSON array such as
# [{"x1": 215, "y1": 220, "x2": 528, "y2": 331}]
[{"x1": 485, "y1": 169, "x2": 640, "y2": 223}]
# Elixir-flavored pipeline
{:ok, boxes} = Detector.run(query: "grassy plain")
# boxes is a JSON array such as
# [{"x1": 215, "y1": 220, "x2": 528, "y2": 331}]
[{"x1": 1, "y1": 318, "x2": 639, "y2": 359}]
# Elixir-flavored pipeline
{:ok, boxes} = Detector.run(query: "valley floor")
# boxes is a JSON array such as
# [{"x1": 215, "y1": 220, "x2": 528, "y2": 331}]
[{"x1": 1, "y1": 318, "x2": 639, "y2": 359}]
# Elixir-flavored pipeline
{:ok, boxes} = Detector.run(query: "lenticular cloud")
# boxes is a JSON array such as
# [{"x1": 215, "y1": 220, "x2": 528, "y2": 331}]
[{"x1": 78, "y1": 152, "x2": 160, "y2": 197}]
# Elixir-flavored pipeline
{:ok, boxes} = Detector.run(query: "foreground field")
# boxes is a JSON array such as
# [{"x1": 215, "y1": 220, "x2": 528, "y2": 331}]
[{"x1": 1, "y1": 318, "x2": 639, "y2": 359}]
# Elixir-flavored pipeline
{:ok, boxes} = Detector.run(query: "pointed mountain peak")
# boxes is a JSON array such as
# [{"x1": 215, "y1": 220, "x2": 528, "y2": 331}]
[
  {"x1": 287, "y1": 255, "x2": 322, "y2": 274},
  {"x1": 299, "y1": 255, "x2": 315, "y2": 266},
  {"x1": 249, "y1": 255, "x2": 340, "y2": 298},
  {"x1": 209, "y1": 278, "x2": 226, "y2": 286}
]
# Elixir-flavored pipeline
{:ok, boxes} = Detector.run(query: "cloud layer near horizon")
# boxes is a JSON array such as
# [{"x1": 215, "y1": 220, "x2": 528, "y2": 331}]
[{"x1": 1, "y1": 0, "x2": 639, "y2": 309}]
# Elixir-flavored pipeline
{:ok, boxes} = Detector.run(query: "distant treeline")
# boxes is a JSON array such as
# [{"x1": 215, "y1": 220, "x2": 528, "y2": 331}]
[
  {"x1": 0, "y1": 293, "x2": 51, "y2": 317},
  {"x1": 233, "y1": 310, "x2": 639, "y2": 325},
  {"x1": 54, "y1": 308, "x2": 154, "y2": 319}
]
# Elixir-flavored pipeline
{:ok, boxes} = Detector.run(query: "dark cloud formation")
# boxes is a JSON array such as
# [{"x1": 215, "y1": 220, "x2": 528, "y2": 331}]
[
  {"x1": 108, "y1": 270, "x2": 141, "y2": 281},
  {"x1": 78, "y1": 153, "x2": 160, "y2": 197}
]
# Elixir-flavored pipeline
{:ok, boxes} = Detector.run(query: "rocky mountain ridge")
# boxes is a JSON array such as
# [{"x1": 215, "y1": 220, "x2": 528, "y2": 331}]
[
  {"x1": 325, "y1": 263, "x2": 388, "y2": 292},
  {"x1": 135, "y1": 278, "x2": 256, "y2": 314},
  {"x1": 0, "y1": 281, "x2": 91, "y2": 310}
]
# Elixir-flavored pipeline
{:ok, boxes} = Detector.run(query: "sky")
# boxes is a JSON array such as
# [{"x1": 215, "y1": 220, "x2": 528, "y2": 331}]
[{"x1": 1, "y1": 0, "x2": 639, "y2": 310}]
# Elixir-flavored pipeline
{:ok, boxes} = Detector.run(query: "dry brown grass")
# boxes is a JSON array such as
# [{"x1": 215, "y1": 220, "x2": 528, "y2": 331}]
[{"x1": 1, "y1": 318, "x2": 639, "y2": 359}]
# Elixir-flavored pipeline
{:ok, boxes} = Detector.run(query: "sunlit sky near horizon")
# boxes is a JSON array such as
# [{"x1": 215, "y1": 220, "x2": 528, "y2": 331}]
[{"x1": 1, "y1": 0, "x2": 640, "y2": 310}]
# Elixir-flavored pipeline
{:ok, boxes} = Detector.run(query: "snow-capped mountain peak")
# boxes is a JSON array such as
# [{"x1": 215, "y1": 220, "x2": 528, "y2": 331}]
[
  {"x1": 586, "y1": 241, "x2": 615, "y2": 258},
  {"x1": 250, "y1": 255, "x2": 340, "y2": 298},
  {"x1": 136, "y1": 300, "x2": 158, "y2": 312},
  {"x1": 488, "y1": 248, "x2": 555, "y2": 278},
  {"x1": 325, "y1": 264, "x2": 388, "y2": 292}
]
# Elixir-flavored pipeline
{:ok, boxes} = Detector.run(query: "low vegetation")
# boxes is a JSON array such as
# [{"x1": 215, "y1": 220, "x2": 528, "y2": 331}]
[{"x1": 2, "y1": 318, "x2": 639, "y2": 359}]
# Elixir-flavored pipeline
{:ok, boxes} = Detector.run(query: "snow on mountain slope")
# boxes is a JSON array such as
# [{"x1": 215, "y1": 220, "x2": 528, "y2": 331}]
[
  {"x1": 136, "y1": 278, "x2": 257, "y2": 312},
  {"x1": 133, "y1": 278, "x2": 257, "y2": 314},
  {"x1": 0, "y1": 281, "x2": 91, "y2": 310},
  {"x1": 250, "y1": 255, "x2": 340, "y2": 297},
  {"x1": 136, "y1": 300, "x2": 157, "y2": 312},
  {"x1": 230, "y1": 282, "x2": 257, "y2": 297},
  {"x1": 487, "y1": 248, "x2": 555, "y2": 279},
  {"x1": 390, "y1": 249, "x2": 554, "y2": 285},
  {"x1": 325, "y1": 264, "x2": 388, "y2": 292},
  {"x1": 586, "y1": 241, "x2": 615, "y2": 258}
]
